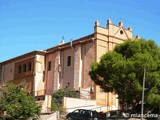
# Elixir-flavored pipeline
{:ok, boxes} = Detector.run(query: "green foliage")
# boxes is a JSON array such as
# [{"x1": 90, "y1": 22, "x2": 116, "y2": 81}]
[
  {"x1": 0, "y1": 81, "x2": 41, "y2": 120},
  {"x1": 51, "y1": 88, "x2": 79, "y2": 111},
  {"x1": 89, "y1": 39, "x2": 160, "y2": 113}
]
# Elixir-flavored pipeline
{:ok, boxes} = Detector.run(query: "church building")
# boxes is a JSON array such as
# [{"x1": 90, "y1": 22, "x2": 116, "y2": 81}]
[{"x1": 0, "y1": 19, "x2": 137, "y2": 112}]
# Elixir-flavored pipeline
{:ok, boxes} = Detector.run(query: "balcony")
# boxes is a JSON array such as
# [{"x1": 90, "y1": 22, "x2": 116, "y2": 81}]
[{"x1": 30, "y1": 89, "x2": 53, "y2": 97}]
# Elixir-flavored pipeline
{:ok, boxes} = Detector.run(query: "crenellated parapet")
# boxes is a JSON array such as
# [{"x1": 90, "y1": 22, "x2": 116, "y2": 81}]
[{"x1": 95, "y1": 19, "x2": 133, "y2": 39}]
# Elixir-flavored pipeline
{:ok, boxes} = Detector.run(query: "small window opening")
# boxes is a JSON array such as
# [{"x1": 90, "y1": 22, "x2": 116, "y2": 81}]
[
  {"x1": 67, "y1": 56, "x2": 71, "y2": 66},
  {"x1": 48, "y1": 61, "x2": 51, "y2": 71}
]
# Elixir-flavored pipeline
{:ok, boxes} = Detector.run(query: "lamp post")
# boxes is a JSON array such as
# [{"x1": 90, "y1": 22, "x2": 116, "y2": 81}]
[{"x1": 141, "y1": 68, "x2": 146, "y2": 120}]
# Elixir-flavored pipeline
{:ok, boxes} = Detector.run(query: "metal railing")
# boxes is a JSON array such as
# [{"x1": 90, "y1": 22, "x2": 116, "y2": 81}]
[
  {"x1": 30, "y1": 89, "x2": 53, "y2": 96},
  {"x1": 29, "y1": 89, "x2": 95, "y2": 100}
]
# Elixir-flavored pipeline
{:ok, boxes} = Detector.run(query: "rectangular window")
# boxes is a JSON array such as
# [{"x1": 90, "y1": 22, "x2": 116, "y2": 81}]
[
  {"x1": 67, "y1": 56, "x2": 71, "y2": 66},
  {"x1": 48, "y1": 61, "x2": 51, "y2": 71}
]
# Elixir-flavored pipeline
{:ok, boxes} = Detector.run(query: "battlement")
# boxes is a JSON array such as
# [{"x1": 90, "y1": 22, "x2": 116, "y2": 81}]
[
  {"x1": 94, "y1": 19, "x2": 133, "y2": 40},
  {"x1": 95, "y1": 19, "x2": 132, "y2": 32}
]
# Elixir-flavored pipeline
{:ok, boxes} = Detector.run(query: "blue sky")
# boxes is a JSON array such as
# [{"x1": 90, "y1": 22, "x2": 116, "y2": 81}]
[{"x1": 0, "y1": 0, "x2": 160, "y2": 62}]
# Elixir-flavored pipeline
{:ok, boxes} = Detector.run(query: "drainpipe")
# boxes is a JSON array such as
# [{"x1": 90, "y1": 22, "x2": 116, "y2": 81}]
[
  {"x1": 62, "y1": 50, "x2": 64, "y2": 89},
  {"x1": 70, "y1": 40, "x2": 77, "y2": 89},
  {"x1": 57, "y1": 50, "x2": 61, "y2": 90},
  {"x1": 79, "y1": 44, "x2": 82, "y2": 88}
]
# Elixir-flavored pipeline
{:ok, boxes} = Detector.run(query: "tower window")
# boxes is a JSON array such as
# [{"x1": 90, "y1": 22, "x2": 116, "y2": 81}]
[
  {"x1": 48, "y1": 61, "x2": 51, "y2": 71},
  {"x1": 120, "y1": 30, "x2": 123, "y2": 34},
  {"x1": 67, "y1": 56, "x2": 71, "y2": 66}
]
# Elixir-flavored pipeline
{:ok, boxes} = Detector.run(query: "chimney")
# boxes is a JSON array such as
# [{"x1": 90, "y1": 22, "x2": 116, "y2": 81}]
[
  {"x1": 61, "y1": 40, "x2": 65, "y2": 44},
  {"x1": 59, "y1": 36, "x2": 65, "y2": 45}
]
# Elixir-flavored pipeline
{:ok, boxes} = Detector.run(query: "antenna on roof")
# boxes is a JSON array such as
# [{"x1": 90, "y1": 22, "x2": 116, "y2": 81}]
[{"x1": 62, "y1": 36, "x2": 64, "y2": 40}]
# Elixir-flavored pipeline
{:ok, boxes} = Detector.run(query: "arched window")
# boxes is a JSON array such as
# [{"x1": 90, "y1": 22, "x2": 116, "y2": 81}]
[
  {"x1": 23, "y1": 64, "x2": 26, "y2": 72},
  {"x1": 28, "y1": 62, "x2": 32, "y2": 71},
  {"x1": 18, "y1": 65, "x2": 22, "y2": 74}
]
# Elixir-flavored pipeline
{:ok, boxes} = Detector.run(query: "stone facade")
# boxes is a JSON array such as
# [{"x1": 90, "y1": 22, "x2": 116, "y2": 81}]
[{"x1": 0, "y1": 19, "x2": 136, "y2": 112}]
